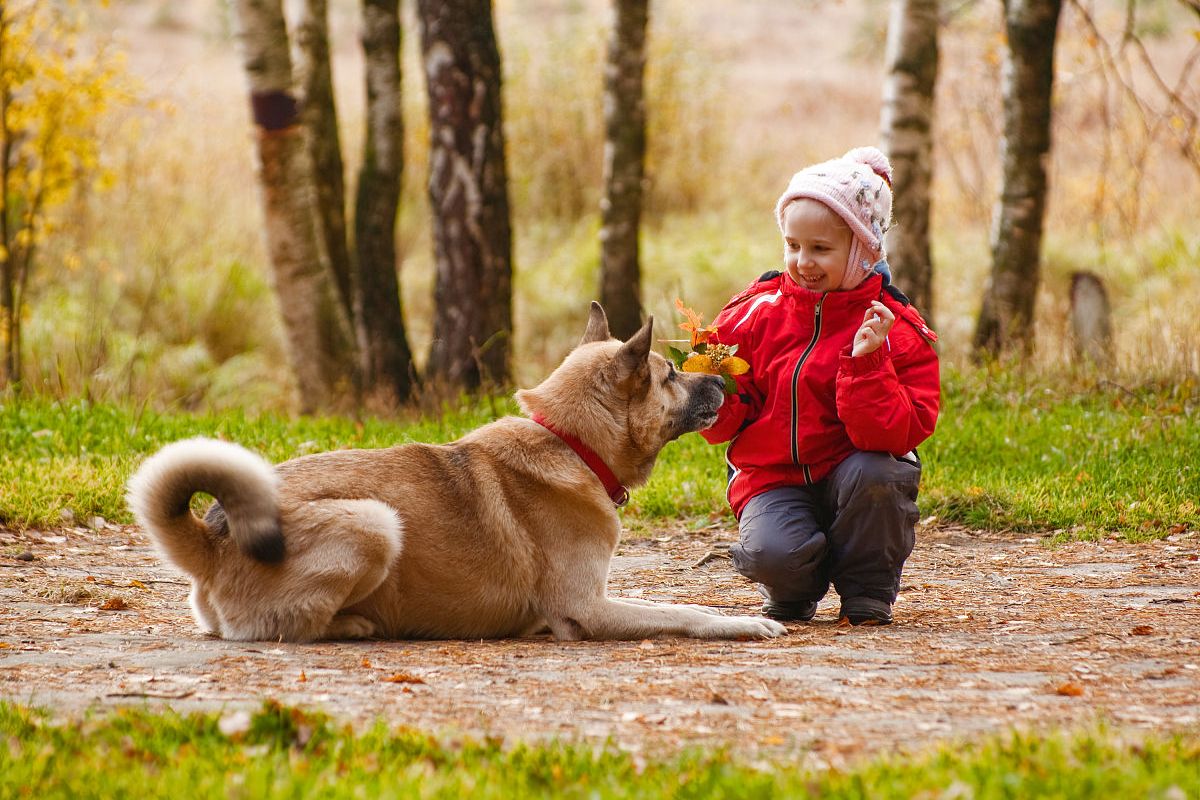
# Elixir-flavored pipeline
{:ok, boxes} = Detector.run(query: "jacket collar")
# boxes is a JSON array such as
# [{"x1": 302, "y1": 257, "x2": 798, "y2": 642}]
[{"x1": 781, "y1": 271, "x2": 882, "y2": 310}]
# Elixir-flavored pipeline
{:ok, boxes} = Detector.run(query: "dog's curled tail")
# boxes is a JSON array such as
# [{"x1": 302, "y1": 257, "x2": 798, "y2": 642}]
[{"x1": 127, "y1": 437, "x2": 283, "y2": 573}]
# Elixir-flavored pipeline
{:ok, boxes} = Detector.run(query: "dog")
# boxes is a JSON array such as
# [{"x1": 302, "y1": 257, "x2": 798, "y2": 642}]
[{"x1": 127, "y1": 302, "x2": 787, "y2": 642}]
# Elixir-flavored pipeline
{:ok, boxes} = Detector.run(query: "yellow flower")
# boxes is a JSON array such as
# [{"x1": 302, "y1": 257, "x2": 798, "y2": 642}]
[{"x1": 681, "y1": 343, "x2": 749, "y2": 379}]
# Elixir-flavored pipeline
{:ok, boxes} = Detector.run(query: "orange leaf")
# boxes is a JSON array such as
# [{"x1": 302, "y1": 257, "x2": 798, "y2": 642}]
[
  {"x1": 383, "y1": 673, "x2": 426, "y2": 685},
  {"x1": 1130, "y1": 625, "x2": 1154, "y2": 636},
  {"x1": 674, "y1": 298, "x2": 704, "y2": 330},
  {"x1": 1056, "y1": 682, "x2": 1084, "y2": 697},
  {"x1": 298, "y1": 670, "x2": 307, "y2": 683},
  {"x1": 99, "y1": 596, "x2": 128, "y2": 611},
  {"x1": 675, "y1": 299, "x2": 717, "y2": 348}
]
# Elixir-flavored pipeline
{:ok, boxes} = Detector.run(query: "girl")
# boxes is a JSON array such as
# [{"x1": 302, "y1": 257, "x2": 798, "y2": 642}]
[{"x1": 701, "y1": 147, "x2": 940, "y2": 625}]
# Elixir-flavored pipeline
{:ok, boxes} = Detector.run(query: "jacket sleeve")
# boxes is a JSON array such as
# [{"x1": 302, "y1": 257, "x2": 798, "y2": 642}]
[
  {"x1": 699, "y1": 292, "x2": 768, "y2": 445},
  {"x1": 834, "y1": 330, "x2": 940, "y2": 456}
]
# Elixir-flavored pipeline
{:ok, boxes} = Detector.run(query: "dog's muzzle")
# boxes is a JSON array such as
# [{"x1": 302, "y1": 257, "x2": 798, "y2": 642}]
[{"x1": 680, "y1": 375, "x2": 726, "y2": 433}]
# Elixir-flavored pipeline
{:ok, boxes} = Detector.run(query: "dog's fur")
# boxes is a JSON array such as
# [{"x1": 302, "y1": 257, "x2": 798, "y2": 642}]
[{"x1": 127, "y1": 303, "x2": 786, "y2": 642}]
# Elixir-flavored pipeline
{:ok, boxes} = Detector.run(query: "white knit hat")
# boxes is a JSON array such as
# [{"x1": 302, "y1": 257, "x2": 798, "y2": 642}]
[{"x1": 774, "y1": 147, "x2": 894, "y2": 290}]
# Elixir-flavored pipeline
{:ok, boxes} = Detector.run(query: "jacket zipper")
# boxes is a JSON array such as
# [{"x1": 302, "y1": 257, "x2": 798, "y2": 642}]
[{"x1": 790, "y1": 294, "x2": 825, "y2": 479}]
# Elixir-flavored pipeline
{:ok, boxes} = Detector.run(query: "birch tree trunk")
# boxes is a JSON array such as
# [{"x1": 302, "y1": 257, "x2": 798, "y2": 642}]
[
  {"x1": 294, "y1": 0, "x2": 354, "y2": 324},
  {"x1": 231, "y1": 0, "x2": 357, "y2": 411},
  {"x1": 598, "y1": 0, "x2": 648, "y2": 340},
  {"x1": 972, "y1": 0, "x2": 1063, "y2": 359},
  {"x1": 418, "y1": 0, "x2": 513, "y2": 391},
  {"x1": 355, "y1": 0, "x2": 417, "y2": 403},
  {"x1": 880, "y1": 0, "x2": 939, "y2": 323}
]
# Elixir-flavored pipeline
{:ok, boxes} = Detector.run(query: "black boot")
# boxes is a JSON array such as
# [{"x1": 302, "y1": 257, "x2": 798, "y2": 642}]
[
  {"x1": 761, "y1": 599, "x2": 818, "y2": 622},
  {"x1": 838, "y1": 596, "x2": 893, "y2": 626}
]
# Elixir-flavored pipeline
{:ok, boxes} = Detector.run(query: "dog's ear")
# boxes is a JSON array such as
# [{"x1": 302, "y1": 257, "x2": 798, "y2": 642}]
[
  {"x1": 580, "y1": 301, "x2": 611, "y2": 345},
  {"x1": 613, "y1": 316, "x2": 653, "y2": 379}
]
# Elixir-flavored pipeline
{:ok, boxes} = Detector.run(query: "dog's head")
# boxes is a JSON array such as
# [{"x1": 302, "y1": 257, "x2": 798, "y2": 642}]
[{"x1": 517, "y1": 302, "x2": 725, "y2": 488}]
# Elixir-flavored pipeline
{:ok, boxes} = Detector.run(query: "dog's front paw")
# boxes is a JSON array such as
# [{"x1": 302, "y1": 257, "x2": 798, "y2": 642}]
[
  {"x1": 753, "y1": 617, "x2": 788, "y2": 637},
  {"x1": 701, "y1": 615, "x2": 787, "y2": 640}
]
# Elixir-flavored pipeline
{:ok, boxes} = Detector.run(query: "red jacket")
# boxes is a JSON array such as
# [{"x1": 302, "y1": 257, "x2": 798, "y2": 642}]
[{"x1": 701, "y1": 271, "x2": 940, "y2": 517}]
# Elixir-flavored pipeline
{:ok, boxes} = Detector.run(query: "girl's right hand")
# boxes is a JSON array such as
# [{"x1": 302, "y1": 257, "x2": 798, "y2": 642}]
[{"x1": 852, "y1": 301, "x2": 895, "y2": 357}]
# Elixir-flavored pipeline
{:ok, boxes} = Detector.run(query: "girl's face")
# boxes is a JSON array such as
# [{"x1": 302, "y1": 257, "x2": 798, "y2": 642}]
[{"x1": 782, "y1": 199, "x2": 852, "y2": 292}]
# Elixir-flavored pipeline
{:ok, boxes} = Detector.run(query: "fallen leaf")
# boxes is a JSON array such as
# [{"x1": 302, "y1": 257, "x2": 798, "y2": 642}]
[
  {"x1": 361, "y1": 657, "x2": 372, "y2": 668},
  {"x1": 298, "y1": 671, "x2": 307, "y2": 683},
  {"x1": 1131, "y1": 625, "x2": 1154, "y2": 636},
  {"x1": 128, "y1": 580, "x2": 148, "y2": 590},
  {"x1": 99, "y1": 597, "x2": 128, "y2": 611},
  {"x1": 1056, "y1": 682, "x2": 1084, "y2": 697},
  {"x1": 383, "y1": 673, "x2": 426, "y2": 684}
]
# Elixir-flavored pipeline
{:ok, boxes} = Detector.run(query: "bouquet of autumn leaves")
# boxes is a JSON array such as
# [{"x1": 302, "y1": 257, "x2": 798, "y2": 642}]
[{"x1": 664, "y1": 299, "x2": 749, "y2": 394}]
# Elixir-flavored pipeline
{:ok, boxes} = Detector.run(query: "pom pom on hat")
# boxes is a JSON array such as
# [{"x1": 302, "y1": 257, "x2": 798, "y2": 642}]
[
  {"x1": 842, "y1": 146, "x2": 893, "y2": 187},
  {"x1": 774, "y1": 146, "x2": 895, "y2": 290}
]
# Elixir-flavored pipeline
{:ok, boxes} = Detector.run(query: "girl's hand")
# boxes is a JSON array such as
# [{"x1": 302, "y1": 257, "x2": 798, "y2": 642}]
[{"x1": 852, "y1": 300, "x2": 895, "y2": 357}]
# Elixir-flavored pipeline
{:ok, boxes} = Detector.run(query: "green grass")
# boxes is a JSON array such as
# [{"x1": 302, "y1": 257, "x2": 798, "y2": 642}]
[
  {"x1": 2, "y1": 371, "x2": 1197, "y2": 540},
  {"x1": 0, "y1": 700, "x2": 1197, "y2": 799},
  {"x1": 923, "y1": 369, "x2": 1199, "y2": 540}
]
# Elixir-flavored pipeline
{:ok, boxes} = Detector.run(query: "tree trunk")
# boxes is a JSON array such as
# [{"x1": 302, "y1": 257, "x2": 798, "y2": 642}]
[
  {"x1": 598, "y1": 0, "x2": 649, "y2": 340},
  {"x1": 880, "y1": 0, "x2": 938, "y2": 324},
  {"x1": 0, "y1": 25, "x2": 18, "y2": 389},
  {"x1": 293, "y1": 0, "x2": 355, "y2": 326},
  {"x1": 417, "y1": 0, "x2": 513, "y2": 391},
  {"x1": 355, "y1": 0, "x2": 416, "y2": 403},
  {"x1": 973, "y1": 0, "x2": 1063, "y2": 359},
  {"x1": 231, "y1": 0, "x2": 357, "y2": 412}
]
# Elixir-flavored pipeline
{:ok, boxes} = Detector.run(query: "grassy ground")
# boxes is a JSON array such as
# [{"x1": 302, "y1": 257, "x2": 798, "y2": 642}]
[
  {"x1": 1, "y1": 370, "x2": 1196, "y2": 540},
  {"x1": 1, "y1": 700, "x2": 1197, "y2": 799}
]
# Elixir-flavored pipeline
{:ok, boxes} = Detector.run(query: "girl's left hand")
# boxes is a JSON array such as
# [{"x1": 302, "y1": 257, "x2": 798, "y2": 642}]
[{"x1": 852, "y1": 300, "x2": 895, "y2": 357}]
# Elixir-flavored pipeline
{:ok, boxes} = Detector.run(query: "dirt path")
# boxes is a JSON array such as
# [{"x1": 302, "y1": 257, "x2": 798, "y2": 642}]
[{"x1": 2, "y1": 522, "x2": 1198, "y2": 766}]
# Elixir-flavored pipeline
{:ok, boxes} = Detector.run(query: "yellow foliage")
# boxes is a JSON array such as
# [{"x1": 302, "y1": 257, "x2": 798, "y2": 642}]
[{"x1": 0, "y1": 0, "x2": 140, "y2": 382}]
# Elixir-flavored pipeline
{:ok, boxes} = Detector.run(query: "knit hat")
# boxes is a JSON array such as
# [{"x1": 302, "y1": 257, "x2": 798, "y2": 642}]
[{"x1": 774, "y1": 147, "x2": 894, "y2": 291}]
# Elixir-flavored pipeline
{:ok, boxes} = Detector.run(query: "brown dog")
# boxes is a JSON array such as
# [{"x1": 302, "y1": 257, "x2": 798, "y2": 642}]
[{"x1": 127, "y1": 303, "x2": 787, "y2": 642}]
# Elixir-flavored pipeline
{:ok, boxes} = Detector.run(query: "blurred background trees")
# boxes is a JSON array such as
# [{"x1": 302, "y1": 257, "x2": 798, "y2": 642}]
[
  {"x1": 2, "y1": 0, "x2": 1198, "y2": 412},
  {"x1": 598, "y1": 0, "x2": 649, "y2": 341},
  {"x1": 880, "y1": 0, "x2": 939, "y2": 324},
  {"x1": 0, "y1": 0, "x2": 135, "y2": 391},
  {"x1": 973, "y1": 0, "x2": 1064, "y2": 360},
  {"x1": 418, "y1": 0, "x2": 512, "y2": 393}
]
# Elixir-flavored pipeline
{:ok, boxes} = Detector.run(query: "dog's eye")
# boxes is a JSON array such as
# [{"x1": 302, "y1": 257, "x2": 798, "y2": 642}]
[{"x1": 664, "y1": 365, "x2": 678, "y2": 384}]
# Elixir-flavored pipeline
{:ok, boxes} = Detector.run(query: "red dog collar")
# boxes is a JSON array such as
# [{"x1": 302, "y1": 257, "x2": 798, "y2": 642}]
[{"x1": 531, "y1": 414, "x2": 630, "y2": 507}]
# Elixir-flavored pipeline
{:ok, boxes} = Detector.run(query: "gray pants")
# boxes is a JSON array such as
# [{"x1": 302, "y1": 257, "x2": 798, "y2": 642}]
[{"x1": 730, "y1": 451, "x2": 921, "y2": 605}]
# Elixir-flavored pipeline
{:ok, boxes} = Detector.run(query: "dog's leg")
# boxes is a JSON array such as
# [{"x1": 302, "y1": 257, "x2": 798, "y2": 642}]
[
  {"x1": 216, "y1": 498, "x2": 402, "y2": 642},
  {"x1": 189, "y1": 583, "x2": 222, "y2": 636},
  {"x1": 322, "y1": 613, "x2": 378, "y2": 640},
  {"x1": 538, "y1": 543, "x2": 786, "y2": 641},
  {"x1": 552, "y1": 596, "x2": 786, "y2": 640},
  {"x1": 616, "y1": 597, "x2": 727, "y2": 615}
]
